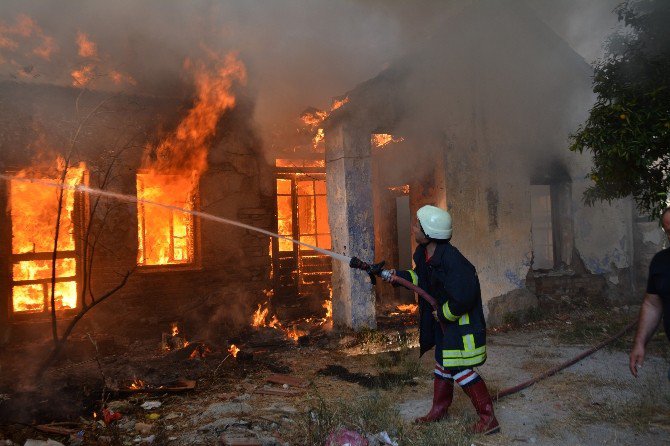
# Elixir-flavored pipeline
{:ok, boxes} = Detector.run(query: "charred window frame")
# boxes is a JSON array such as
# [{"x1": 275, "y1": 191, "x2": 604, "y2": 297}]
[
  {"x1": 5, "y1": 167, "x2": 89, "y2": 321},
  {"x1": 530, "y1": 178, "x2": 573, "y2": 271},
  {"x1": 273, "y1": 158, "x2": 332, "y2": 296},
  {"x1": 135, "y1": 171, "x2": 201, "y2": 271}
]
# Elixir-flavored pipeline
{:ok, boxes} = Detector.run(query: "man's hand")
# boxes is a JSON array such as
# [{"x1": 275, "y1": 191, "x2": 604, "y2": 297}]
[
  {"x1": 629, "y1": 293, "x2": 663, "y2": 378},
  {"x1": 381, "y1": 269, "x2": 396, "y2": 283},
  {"x1": 431, "y1": 310, "x2": 440, "y2": 322},
  {"x1": 629, "y1": 343, "x2": 645, "y2": 378}
]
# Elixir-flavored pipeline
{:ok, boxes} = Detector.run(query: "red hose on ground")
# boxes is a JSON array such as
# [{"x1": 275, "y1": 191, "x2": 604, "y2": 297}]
[
  {"x1": 492, "y1": 320, "x2": 638, "y2": 401},
  {"x1": 376, "y1": 263, "x2": 635, "y2": 401}
]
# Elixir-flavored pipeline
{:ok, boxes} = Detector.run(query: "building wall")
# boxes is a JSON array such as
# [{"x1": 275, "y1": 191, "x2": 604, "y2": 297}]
[
  {"x1": 342, "y1": 1, "x2": 639, "y2": 322},
  {"x1": 0, "y1": 81, "x2": 273, "y2": 342}
]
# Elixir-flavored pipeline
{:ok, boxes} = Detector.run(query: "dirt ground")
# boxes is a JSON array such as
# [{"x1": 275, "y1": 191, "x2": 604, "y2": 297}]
[{"x1": 1, "y1": 306, "x2": 669, "y2": 446}]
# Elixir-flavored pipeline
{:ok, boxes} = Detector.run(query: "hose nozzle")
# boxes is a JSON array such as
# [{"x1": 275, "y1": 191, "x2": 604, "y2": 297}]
[{"x1": 349, "y1": 256, "x2": 386, "y2": 284}]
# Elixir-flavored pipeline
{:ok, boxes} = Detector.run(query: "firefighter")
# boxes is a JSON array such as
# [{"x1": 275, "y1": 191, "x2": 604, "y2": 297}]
[{"x1": 384, "y1": 205, "x2": 499, "y2": 434}]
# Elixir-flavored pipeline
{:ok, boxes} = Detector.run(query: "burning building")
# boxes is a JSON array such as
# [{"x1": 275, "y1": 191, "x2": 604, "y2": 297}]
[
  {"x1": 320, "y1": 1, "x2": 663, "y2": 329},
  {"x1": 0, "y1": 1, "x2": 663, "y2": 344},
  {"x1": 0, "y1": 54, "x2": 280, "y2": 340}
]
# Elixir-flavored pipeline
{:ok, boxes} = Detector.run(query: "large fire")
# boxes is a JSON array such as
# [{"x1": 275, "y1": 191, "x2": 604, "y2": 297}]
[
  {"x1": 138, "y1": 52, "x2": 246, "y2": 267},
  {"x1": 10, "y1": 161, "x2": 86, "y2": 313},
  {"x1": 137, "y1": 172, "x2": 196, "y2": 266}
]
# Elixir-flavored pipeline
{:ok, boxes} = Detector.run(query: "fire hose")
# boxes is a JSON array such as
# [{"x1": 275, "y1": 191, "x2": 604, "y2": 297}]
[
  {"x1": 350, "y1": 256, "x2": 639, "y2": 400},
  {"x1": 349, "y1": 256, "x2": 448, "y2": 333}
]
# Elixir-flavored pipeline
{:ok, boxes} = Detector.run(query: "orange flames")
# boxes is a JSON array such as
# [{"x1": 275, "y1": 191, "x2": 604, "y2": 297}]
[
  {"x1": 228, "y1": 344, "x2": 240, "y2": 358},
  {"x1": 10, "y1": 160, "x2": 86, "y2": 314},
  {"x1": 252, "y1": 303, "x2": 270, "y2": 328},
  {"x1": 71, "y1": 64, "x2": 95, "y2": 87},
  {"x1": 0, "y1": 14, "x2": 56, "y2": 60},
  {"x1": 76, "y1": 31, "x2": 97, "y2": 58},
  {"x1": 129, "y1": 378, "x2": 146, "y2": 390},
  {"x1": 285, "y1": 325, "x2": 307, "y2": 342},
  {"x1": 331, "y1": 97, "x2": 349, "y2": 110},
  {"x1": 372, "y1": 134, "x2": 404, "y2": 149},
  {"x1": 323, "y1": 298, "x2": 332, "y2": 320},
  {"x1": 396, "y1": 304, "x2": 418, "y2": 313},
  {"x1": 137, "y1": 52, "x2": 246, "y2": 267},
  {"x1": 137, "y1": 172, "x2": 196, "y2": 266},
  {"x1": 299, "y1": 97, "x2": 349, "y2": 150},
  {"x1": 387, "y1": 184, "x2": 410, "y2": 195},
  {"x1": 70, "y1": 30, "x2": 135, "y2": 88},
  {"x1": 251, "y1": 300, "x2": 308, "y2": 342}
]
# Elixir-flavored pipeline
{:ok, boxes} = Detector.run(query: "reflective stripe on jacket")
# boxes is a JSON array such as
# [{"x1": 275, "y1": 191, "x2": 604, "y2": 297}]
[{"x1": 396, "y1": 241, "x2": 487, "y2": 368}]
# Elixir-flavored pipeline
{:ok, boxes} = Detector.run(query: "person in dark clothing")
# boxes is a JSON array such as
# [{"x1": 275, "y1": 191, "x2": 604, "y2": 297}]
[
  {"x1": 383, "y1": 205, "x2": 500, "y2": 434},
  {"x1": 629, "y1": 206, "x2": 670, "y2": 379}
]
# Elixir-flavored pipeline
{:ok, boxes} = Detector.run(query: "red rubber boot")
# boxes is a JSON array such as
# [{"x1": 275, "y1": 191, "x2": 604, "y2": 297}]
[
  {"x1": 414, "y1": 377, "x2": 454, "y2": 423},
  {"x1": 462, "y1": 379, "x2": 500, "y2": 434}
]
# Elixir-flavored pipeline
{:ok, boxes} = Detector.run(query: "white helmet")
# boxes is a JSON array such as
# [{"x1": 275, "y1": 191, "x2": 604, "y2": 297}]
[{"x1": 417, "y1": 205, "x2": 452, "y2": 240}]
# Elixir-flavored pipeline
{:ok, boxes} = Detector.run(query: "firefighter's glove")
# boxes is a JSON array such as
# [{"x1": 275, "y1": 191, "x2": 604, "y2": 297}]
[
  {"x1": 432, "y1": 310, "x2": 440, "y2": 322},
  {"x1": 380, "y1": 269, "x2": 396, "y2": 283}
]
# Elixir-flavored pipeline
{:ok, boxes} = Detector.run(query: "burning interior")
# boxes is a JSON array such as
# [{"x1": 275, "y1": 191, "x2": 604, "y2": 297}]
[{"x1": 9, "y1": 161, "x2": 87, "y2": 317}]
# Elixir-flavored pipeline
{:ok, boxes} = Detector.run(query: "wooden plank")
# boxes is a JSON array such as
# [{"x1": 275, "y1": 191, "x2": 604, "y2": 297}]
[
  {"x1": 255, "y1": 387, "x2": 304, "y2": 397},
  {"x1": 265, "y1": 374, "x2": 309, "y2": 388},
  {"x1": 35, "y1": 423, "x2": 79, "y2": 436},
  {"x1": 116, "y1": 379, "x2": 196, "y2": 395}
]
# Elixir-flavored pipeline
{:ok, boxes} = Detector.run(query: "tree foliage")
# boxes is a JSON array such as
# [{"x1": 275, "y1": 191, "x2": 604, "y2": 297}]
[{"x1": 570, "y1": 0, "x2": 670, "y2": 217}]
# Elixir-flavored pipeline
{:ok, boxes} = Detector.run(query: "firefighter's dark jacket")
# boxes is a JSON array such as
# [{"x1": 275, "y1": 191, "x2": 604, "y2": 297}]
[{"x1": 396, "y1": 241, "x2": 487, "y2": 368}]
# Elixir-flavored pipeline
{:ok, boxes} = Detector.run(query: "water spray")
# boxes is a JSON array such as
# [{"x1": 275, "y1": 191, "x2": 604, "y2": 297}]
[
  {"x1": 1, "y1": 174, "x2": 350, "y2": 263},
  {"x1": 2, "y1": 174, "x2": 443, "y2": 322}
]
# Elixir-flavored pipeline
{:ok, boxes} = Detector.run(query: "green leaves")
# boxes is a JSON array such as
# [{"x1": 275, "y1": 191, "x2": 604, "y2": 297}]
[{"x1": 570, "y1": 0, "x2": 670, "y2": 217}]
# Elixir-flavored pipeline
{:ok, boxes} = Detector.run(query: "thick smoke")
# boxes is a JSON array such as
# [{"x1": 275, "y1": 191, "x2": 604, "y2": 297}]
[{"x1": 0, "y1": 0, "x2": 622, "y2": 156}]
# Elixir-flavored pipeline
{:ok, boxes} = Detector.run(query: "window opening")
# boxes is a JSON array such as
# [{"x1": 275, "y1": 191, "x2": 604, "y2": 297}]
[
  {"x1": 530, "y1": 184, "x2": 554, "y2": 270},
  {"x1": 10, "y1": 163, "x2": 87, "y2": 315},
  {"x1": 137, "y1": 172, "x2": 196, "y2": 266}
]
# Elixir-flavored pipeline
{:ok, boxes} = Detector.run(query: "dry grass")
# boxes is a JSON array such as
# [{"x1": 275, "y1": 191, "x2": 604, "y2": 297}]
[{"x1": 283, "y1": 390, "x2": 476, "y2": 446}]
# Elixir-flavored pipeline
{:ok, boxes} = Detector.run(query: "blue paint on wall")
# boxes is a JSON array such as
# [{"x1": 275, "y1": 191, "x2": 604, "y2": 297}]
[{"x1": 504, "y1": 269, "x2": 525, "y2": 288}]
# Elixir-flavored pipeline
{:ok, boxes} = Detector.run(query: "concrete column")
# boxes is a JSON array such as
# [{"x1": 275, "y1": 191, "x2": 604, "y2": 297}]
[{"x1": 325, "y1": 121, "x2": 376, "y2": 330}]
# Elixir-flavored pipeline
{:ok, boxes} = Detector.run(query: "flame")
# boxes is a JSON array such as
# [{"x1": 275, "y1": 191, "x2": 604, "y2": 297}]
[
  {"x1": 129, "y1": 378, "x2": 146, "y2": 390},
  {"x1": 387, "y1": 184, "x2": 410, "y2": 195},
  {"x1": 109, "y1": 70, "x2": 136, "y2": 86},
  {"x1": 136, "y1": 172, "x2": 196, "y2": 266},
  {"x1": 144, "y1": 52, "x2": 246, "y2": 175},
  {"x1": 396, "y1": 304, "x2": 418, "y2": 313},
  {"x1": 323, "y1": 299, "x2": 332, "y2": 319},
  {"x1": 10, "y1": 160, "x2": 86, "y2": 313},
  {"x1": 228, "y1": 344, "x2": 240, "y2": 358},
  {"x1": 252, "y1": 303, "x2": 270, "y2": 327},
  {"x1": 285, "y1": 325, "x2": 308, "y2": 342},
  {"x1": 331, "y1": 97, "x2": 349, "y2": 110},
  {"x1": 137, "y1": 53, "x2": 245, "y2": 267},
  {"x1": 171, "y1": 323, "x2": 179, "y2": 336},
  {"x1": 313, "y1": 128, "x2": 325, "y2": 149},
  {"x1": 268, "y1": 315, "x2": 281, "y2": 329},
  {"x1": 298, "y1": 97, "x2": 349, "y2": 150},
  {"x1": 76, "y1": 31, "x2": 97, "y2": 58},
  {"x1": 301, "y1": 110, "x2": 329, "y2": 129},
  {"x1": 372, "y1": 134, "x2": 404, "y2": 149},
  {"x1": 33, "y1": 35, "x2": 56, "y2": 60},
  {"x1": 71, "y1": 64, "x2": 95, "y2": 86},
  {"x1": 0, "y1": 14, "x2": 55, "y2": 58}
]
